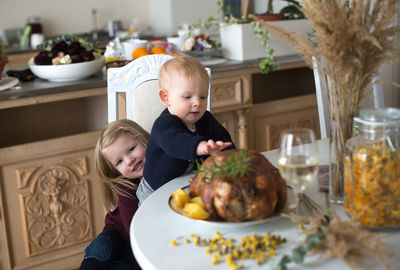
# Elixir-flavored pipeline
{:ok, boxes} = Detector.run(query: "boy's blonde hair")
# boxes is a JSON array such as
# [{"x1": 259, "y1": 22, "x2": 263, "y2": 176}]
[
  {"x1": 95, "y1": 119, "x2": 149, "y2": 212},
  {"x1": 159, "y1": 55, "x2": 209, "y2": 90}
]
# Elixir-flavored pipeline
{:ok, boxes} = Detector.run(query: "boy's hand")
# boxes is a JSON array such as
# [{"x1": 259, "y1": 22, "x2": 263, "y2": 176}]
[{"x1": 196, "y1": 140, "x2": 232, "y2": 156}]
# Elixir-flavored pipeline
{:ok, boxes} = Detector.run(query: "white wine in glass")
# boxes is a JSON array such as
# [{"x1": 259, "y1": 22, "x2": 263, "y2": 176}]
[
  {"x1": 278, "y1": 128, "x2": 319, "y2": 216},
  {"x1": 278, "y1": 155, "x2": 319, "y2": 192}
]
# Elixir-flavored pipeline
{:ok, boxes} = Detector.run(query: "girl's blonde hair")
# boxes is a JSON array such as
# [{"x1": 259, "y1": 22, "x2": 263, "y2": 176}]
[
  {"x1": 159, "y1": 55, "x2": 210, "y2": 90},
  {"x1": 95, "y1": 119, "x2": 149, "y2": 212}
]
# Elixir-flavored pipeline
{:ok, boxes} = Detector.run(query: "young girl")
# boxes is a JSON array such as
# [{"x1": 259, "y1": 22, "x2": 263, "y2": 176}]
[{"x1": 79, "y1": 119, "x2": 149, "y2": 270}]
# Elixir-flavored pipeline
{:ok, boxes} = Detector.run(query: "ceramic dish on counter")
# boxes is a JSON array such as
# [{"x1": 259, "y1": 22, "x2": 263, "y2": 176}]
[
  {"x1": 0, "y1": 76, "x2": 19, "y2": 91},
  {"x1": 179, "y1": 48, "x2": 222, "y2": 58},
  {"x1": 29, "y1": 56, "x2": 105, "y2": 82}
]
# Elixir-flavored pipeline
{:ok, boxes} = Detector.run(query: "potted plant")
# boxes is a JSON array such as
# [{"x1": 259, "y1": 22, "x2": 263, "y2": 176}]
[
  {"x1": 218, "y1": 0, "x2": 311, "y2": 72},
  {"x1": 0, "y1": 37, "x2": 8, "y2": 78},
  {"x1": 186, "y1": 0, "x2": 311, "y2": 73}
]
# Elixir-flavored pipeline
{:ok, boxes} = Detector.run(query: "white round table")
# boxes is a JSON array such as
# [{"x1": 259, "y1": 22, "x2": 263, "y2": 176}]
[{"x1": 130, "y1": 140, "x2": 400, "y2": 270}]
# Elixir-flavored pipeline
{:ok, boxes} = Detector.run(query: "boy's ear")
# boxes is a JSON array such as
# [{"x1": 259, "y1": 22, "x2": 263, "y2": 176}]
[{"x1": 159, "y1": 89, "x2": 169, "y2": 106}]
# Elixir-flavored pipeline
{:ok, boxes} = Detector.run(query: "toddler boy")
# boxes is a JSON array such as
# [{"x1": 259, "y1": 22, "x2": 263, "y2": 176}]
[{"x1": 143, "y1": 55, "x2": 235, "y2": 190}]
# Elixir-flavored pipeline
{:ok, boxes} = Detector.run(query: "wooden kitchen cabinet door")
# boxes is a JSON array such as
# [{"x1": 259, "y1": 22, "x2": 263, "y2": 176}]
[
  {"x1": 211, "y1": 73, "x2": 252, "y2": 150},
  {"x1": 213, "y1": 111, "x2": 239, "y2": 147},
  {"x1": 0, "y1": 132, "x2": 105, "y2": 270},
  {"x1": 249, "y1": 94, "x2": 320, "y2": 152},
  {"x1": 6, "y1": 51, "x2": 38, "y2": 65}
]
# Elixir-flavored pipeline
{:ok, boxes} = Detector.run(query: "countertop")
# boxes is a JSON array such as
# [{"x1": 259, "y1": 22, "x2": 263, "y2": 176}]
[{"x1": 0, "y1": 55, "x2": 306, "y2": 104}]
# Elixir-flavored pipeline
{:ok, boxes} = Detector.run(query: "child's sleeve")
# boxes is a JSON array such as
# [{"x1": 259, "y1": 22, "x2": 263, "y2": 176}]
[
  {"x1": 151, "y1": 114, "x2": 206, "y2": 160},
  {"x1": 203, "y1": 111, "x2": 236, "y2": 150}
]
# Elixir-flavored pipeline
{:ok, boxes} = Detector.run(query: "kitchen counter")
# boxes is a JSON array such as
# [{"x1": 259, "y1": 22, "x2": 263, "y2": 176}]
[
  {"x1": 0, "y1": 54, "x2": 306, "y2": 106},
  {"x1": 0, "y1": 72, "x2": 106, "y2": 106}
]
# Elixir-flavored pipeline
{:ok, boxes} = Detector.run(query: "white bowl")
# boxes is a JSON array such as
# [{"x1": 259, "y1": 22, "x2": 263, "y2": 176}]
[{"x1": 29, "y1": 56, "x2": 105, "y2": 82}]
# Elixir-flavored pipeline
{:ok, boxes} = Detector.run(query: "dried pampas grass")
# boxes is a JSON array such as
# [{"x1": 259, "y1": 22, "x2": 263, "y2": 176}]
[{"x1": 258, "y1": 0, "x2": 400, "y2": 197}]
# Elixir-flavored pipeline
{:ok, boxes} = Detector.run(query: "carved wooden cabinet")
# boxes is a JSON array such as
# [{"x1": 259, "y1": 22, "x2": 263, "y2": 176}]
[
  {"x1": 249, "y1": 94, "x2": 320, "y2": 152},
  {"x1": 0, "y1": 88, "x2": 107, "y2": 269},
  {"x1": 211, "y1": 73, "x2": 252, "y2": 149},
  {"x1": 0, "y1": 133, "x2": 105, "y2": 269},
  {"x1": 6, "y1": 51, "x2": 37, "y2": 65},
  {"x1": 210, "y1": 67, "x2": 319, "y2": 152}
]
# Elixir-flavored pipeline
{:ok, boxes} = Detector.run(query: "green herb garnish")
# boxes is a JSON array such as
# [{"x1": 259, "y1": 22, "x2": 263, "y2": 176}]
[{"x1": 195, "y1": 150, "x2": 254, "y2": 182}]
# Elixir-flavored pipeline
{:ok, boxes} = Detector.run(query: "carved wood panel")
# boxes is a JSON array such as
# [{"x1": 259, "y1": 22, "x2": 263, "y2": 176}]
[
  {"x1": 211, "y1": 77, "x2": 242, "y2": 109},
  {"x1": 17, "y1": 156, "x2": 92, "y2": 256},
  {"x1": 249, "y1": 94, "x2": 319, "y2": 152},
  {"x1": 214, "y1": 111, "x2": 238, "y2": 146},
  {"x1": 265, "y1": 118, "x2": 317, "y2": 151},
  {"x1": 0, "y1": 132, "x2": 103, "y2": 270}
]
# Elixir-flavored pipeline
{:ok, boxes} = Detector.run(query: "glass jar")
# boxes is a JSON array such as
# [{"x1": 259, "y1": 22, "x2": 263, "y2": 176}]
[{"x1": 344, "y1": 108, "x2": 400, "y2": 229}]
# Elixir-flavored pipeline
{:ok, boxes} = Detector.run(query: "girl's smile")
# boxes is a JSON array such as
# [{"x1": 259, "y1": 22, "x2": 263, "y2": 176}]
[{"x1": 132, "y1": 160, "x2": 144, "y2": 172}]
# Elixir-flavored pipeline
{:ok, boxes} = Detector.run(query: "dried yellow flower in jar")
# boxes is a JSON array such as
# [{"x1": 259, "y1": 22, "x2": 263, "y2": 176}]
[{"x1": 345, "y1": 142, "x2": 400, "y2": 228}]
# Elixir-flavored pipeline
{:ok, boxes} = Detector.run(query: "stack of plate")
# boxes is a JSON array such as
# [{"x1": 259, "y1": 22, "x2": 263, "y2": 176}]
[{"x1": 0, "y1": 76, "x2": 19, "y2": 92}]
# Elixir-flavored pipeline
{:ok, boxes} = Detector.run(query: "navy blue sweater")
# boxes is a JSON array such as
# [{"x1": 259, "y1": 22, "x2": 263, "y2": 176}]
[{"x1": 144, "y1": 109, "x2": 235, "y2": 190}]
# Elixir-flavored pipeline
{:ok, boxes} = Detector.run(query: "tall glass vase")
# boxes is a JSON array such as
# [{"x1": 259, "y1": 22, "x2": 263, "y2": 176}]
[{"x1": 328, "y1": 118, "x2": 353, "y2": 204}]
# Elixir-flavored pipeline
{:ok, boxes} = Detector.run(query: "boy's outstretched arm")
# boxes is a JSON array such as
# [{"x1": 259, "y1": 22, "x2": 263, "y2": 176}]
[{"x1": 196, "y1": 140, "x2": 233, "y2": 156}]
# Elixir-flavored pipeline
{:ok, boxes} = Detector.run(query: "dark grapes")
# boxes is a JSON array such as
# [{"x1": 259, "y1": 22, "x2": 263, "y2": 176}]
[{"x1": 32, "y1": 34, "x2": 98, "y2": 65}]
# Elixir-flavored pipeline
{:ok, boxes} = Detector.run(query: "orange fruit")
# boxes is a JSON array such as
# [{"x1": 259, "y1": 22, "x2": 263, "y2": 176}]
[
  {"x1": 132, "y1": 47, "x2": 150, "y2": 59},
  {"x1": 150, "y1": 47, "x2": 167, "y2": 55}
]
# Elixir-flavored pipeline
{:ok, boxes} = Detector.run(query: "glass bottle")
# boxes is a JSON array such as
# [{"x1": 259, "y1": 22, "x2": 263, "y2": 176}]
[
  {"x1": 27, "y1": 16, "x2": 43, "y2": 48},
  {"x1": 344, "y1": 108, "x2": 400, "y2": 229},
  {"x1": 27, "y1": 16, "x2": 43, "y2": 34}
]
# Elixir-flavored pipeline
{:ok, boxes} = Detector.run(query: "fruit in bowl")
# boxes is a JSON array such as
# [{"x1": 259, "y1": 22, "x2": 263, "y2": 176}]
[
  {"x1": 29, "y1": 34, "x2": 101, "y2": 65},
  {"x1": 28, "y1": 34, "x2": 104, "y2": 81},
  {"x1": 180, "y1": 34, "x2": 222, "y2": 58}
]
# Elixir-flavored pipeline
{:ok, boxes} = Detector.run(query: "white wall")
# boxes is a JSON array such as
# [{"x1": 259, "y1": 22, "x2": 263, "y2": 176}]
[
  {"x1": 0, "y1": 0, "x2": 218, "y2": 38},
  {"x1": 0, "y1": 0, "x2": 149, "y2": 37},
  {"x1": 148, "y1": 0, "x2": 218, "y2": 37},
  {"x1": 374, "y1": 2, "x2": 400, "y2": 108}
]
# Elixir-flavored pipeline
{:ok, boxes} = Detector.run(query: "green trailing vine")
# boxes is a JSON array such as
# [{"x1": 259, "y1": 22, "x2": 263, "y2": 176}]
[
  {"x1": 251, "y1": 20, "x2": 279, "y2": 74},
  {"x1": 195, "y1": 150, "x2": 254, "y2": 182}
]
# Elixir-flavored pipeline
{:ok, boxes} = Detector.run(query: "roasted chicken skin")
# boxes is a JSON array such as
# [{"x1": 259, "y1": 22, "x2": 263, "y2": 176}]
[{"x1": 189, "y1": 150, "x2": 287, "y2": 222}]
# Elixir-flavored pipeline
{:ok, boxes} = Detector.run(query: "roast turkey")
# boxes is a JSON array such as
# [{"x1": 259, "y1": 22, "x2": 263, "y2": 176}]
[{"x1": 189, "y1": 150, "x2": 287, "y2": 222}]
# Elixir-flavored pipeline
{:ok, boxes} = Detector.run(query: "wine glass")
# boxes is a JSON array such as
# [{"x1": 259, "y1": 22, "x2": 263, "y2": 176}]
[{"x1": 278, "y1": 128, "x2": 319, "y2": 220}]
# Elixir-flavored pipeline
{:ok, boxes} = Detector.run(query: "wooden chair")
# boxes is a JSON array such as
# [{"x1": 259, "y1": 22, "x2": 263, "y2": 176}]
[
  {"x1": 312, "y1": 58, "x2": 331, "y2": 139},
  {"x1": 107, "y1": 54, "x2": 211, "y2": 132}
]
